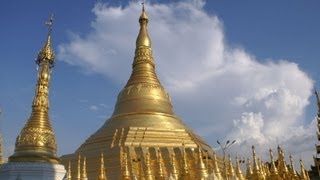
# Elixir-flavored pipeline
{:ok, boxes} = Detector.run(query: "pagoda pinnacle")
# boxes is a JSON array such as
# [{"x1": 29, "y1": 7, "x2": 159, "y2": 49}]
[
  {"x1": 9, "y1": 15, "x2": 58, "y2": 164},
  {"x1": 136, "y1": 4, "x2": 151, "y2": 48}
]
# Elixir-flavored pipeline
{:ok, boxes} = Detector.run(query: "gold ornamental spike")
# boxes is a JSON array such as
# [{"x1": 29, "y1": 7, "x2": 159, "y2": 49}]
[
  {"x1": 98, "y1": 153, "x2": 107, "y2": 180},
  {"x1": 227, "y1": 154, "x2": 235, "y2": 178},
  {"x1": 196, "y1": 147, "x2": 208, "y2": 179},
  {"x1": 299, "y1": 159, "x2": 308, "y2": 180},
  {"x1": 246, "y1": 158, "x2": 253, "y2": 179},
  {"x1": 212, "y1": 152, "x2": 222, "y2": 179},
  {"x1": 122, "y1": 150, "x2": 131, "y2": 180},
  {"x1": 235, "y1": 156, "x2": 245, "y2": 180},
  {"x1": 67, "y1": 161, "x2": 72, "y2": 180},
  {"x1": 9, "y1": 15, "x2": 58, "y2": 164},
  {"x1": 156, "y1": 148, "x2": 165, "y2": 179},
  {"x1": 77, "y1": 155, "x2": 81, "y2": 180},
  {"x1": 289, "y1": 155, "x2": 299, "y2": 180},
  {"x1": 82, "y1": 156, "x2": 88, "y2": 180},
  {"x1": 269, "y1": 149, "x2": 281, "y2": 180},
  {"x1": 171, "y1": 153, "x2": 179, "y2": 179},
  {"x1": 251, "y1": 145, "x2": 262, "y2": 179},
  {"x1": 180, "y1": 146, "x2": 190, "y2": 179},
  {"x1": 277, "y1": 145, "x2": 289, "y2": 179},
  {"x1": 145, "y1": 151, "x2": 153, "y2": 180}
]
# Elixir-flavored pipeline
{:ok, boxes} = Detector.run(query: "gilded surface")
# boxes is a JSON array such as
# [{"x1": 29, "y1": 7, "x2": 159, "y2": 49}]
[
  {"x1": 60, "y1": 6, "x2": 216, "y2": 179},
  {"x1": 9, "y1": 15, "x2": 59, "y2": 164}
]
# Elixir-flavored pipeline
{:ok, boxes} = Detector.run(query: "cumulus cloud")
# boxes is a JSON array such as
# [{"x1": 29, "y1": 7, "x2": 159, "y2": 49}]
[{"x1": 58, "y1": 1, "x2": 315, "y2": 166}]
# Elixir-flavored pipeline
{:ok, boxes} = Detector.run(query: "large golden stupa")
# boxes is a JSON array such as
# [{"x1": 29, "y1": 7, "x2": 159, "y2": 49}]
[{"x1": 60, "y1": 6, "x2": 217, "y2": 179}]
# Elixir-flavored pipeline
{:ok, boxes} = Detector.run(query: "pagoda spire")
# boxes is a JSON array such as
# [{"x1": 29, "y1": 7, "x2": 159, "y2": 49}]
[
  {"x1": 289, "y1": 155, "x2": 299, "y2": 180},
  {"x1": 9, "y1": 14, "x2": 59, "y2": 164},
  {"x1": 227, "y1": 154, "x2": 235, "y2": 178},
  {"x1": 136, "y1": 3, "x2": 151, "y2": 48},
  {"x1": 277, "y1": 145, "x2": 289, "y2": 179},
  {"x1": 269, "y1": 149, "x2": 281, "y2": 180},
  {"x1": 98, "y1": 153, "x2": 107, "y2": 180},
  {"x1": 235, "y1": 156, "x2": 245, "y2": 180},
  {"x1": 112, "y1": 3, "x2": 175, "y2": 117},
  {"x1": 246, "y1": 158, "x2": 253, "y2": 180},
  {"x1": 251, "y1": 146, "x2": 264, "y2": 179},
  {"x1": 300, "y1": 159, "x2": 308, "y2": 180},
  {"x1": 180, "y1": 145, "x2": 191, "y2": 179},
  {"x1": 196, "y1": 147, "x2": 208, "y2": 179},
  {"x1": 212, "y1": 152, "x2": 222, "y2": 179}
]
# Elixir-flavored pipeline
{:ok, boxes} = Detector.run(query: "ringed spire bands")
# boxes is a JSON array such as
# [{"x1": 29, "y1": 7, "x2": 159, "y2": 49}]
[{"x1": 9, "y1": 15, "x2": 59, "y2": 164}]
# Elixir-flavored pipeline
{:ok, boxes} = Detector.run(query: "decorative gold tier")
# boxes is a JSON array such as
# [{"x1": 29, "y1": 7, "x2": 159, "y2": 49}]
[
  {"x1": 60, "y1": 6, "x2": 217, "y2": 179},
  {"x1": 9, "y1": 15, "x2": 59, "y2": 164}
]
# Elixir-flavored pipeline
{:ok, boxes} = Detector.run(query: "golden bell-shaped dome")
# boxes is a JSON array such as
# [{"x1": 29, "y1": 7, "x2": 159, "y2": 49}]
[{"x1": 61, "y1": 5, "x2": 215, "y2": 179}]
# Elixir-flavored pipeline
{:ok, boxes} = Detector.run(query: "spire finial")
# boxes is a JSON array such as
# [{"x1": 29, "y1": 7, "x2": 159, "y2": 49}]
[
  {"x1": 136, "y1": 1, "x2": 151, "y2": 47},
  {"x1": 45, "y1": 14, "x2": 54, "y2": 36},
  {"x1": 36, "y1": 14, "x2": 55, "y2": 67}
]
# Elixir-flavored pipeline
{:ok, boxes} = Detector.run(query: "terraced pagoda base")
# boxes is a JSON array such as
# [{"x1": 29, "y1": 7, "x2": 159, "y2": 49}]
[{"x1": 0, "y1": 162, "x2": 66, "y2": 180}]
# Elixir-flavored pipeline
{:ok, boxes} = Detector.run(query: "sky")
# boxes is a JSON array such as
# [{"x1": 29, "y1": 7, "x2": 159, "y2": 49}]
[{"x1": 1, "y1": 0, "x2": 320, "y2": 169}]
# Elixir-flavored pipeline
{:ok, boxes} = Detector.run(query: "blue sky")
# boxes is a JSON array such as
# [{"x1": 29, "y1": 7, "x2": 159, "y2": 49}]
[{"x1": 1, "y1": 0, "x2": 320, "y2": 167}]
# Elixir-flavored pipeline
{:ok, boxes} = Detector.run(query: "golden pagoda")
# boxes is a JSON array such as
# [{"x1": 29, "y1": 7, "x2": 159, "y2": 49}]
[
  {"x1": 9, "y1": 15, "x2": 59, "y2": 164},
  {"x1": 61, "y1": 5, "x2": 214, "y2": 179},
  {"x1": 0, "y1": 15, "x2": 66, "y2": 180}
]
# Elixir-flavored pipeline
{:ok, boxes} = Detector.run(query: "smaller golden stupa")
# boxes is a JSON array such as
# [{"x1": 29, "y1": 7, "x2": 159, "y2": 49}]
[{"x1": 9, "y1": 15, "x2": 59, "y2": 164}]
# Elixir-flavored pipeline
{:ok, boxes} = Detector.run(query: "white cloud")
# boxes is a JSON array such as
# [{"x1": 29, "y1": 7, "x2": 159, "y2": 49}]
[
  {"x1": 58, "y1": 1, "x2": 315, "y2": 167},
  {"x1": 89, "y1": 105, "x2": 99, "y2": 111}
]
